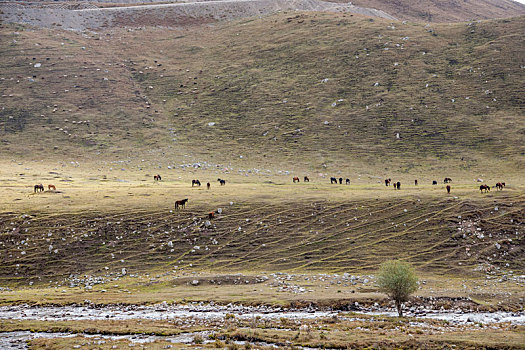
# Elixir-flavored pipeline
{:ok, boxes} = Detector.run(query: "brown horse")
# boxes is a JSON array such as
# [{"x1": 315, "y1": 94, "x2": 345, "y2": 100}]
[
  {"x1": 444, "y1": 177, "x2": 452, "y2": 183},
  {"x1": 480, "y1": 185, "x2": 490, "y2": 193},
  {"x1": 346, "y1": 178, "x2": 350, "y2": 185},
  {"x1": 154, "y1": 174, "x2": 162, "y2": 181},
  {"x1": 414, "y1": 179, "x2": 418, "y2": 186},
  {"x1": 446, "y1": 185, "x2": 451, "y2": 194},
  {"x1": 175, "y1": 198, "x2": 188, "y2": 210},
  {"x1": 208, "y1": 211, "x2": 215, "y2": 219},
  {"x1": 48, "y1": 184, "x2": 56, "y2": 191},
  {"x1": 385, "y1": 178, "x2": 391, "y2": 186},
  {"x1": 34, "y1": 184, "x2": 44, "y2": 192},
  {"x1": 304, "y1": 176, "x2": 310, "y2": 182},
  {"x1": 192, "y1": 179, "x2": 201, "y2": 187},
  {"x1": 495, "y1": 182, "x2": 504, "y2": 191},
  {"x1": 217, "y1": 178, "x2": 226, "y2": 186},
  {"x1": 207, "y1": 182, "x2": 211, "y2": 190},
  {"x1": 293, "y1": 176, "x2": 300, "y2": 183},
  {"x1": 396, "y1": 181, "x2": 401, "y2": 189}
]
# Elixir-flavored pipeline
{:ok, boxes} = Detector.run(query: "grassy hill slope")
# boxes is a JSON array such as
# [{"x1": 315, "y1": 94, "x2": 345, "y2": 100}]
[
  {"x1": 331, "y1": 0, "x2": 525, "y2": 22},
  {"x1": 1, "y1": 13, "x2": 524, "y2": 175}
]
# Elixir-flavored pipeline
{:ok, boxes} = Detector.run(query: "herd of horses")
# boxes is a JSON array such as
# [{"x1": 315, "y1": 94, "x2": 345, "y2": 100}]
[
  {"x1": 290, "y1": 176, "x2": 507, "y2": 195},
  {"x1": 32, "y1": 174, "x2": 507, "y2": 214},
  {"x1": 191, "y1": 178, "x2": 226, "y2": 188}
]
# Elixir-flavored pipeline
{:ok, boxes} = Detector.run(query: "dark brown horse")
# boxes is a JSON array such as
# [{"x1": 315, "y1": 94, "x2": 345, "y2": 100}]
[
  {"x1": 385, "y1": 178, "x2": 391, "y2": 186},
  {"x1": 396, "y1": 181, "x2": 401, "y2": 189},
  {"x1": 480, "y1": 185, "x2": 490, "y2": 193},
  {"x1": 346, "y1": 178, "x2": 350, "y2": 185},
  {"x1": 293, "y1": 176, "x2": 300, "y2": 183},
  {"x1": 217, "y1": 178, "x2": 226, "y2": 186},
  {"x1": 175, "y1": 198, "x2": 188, "y2": 210},
  {"x1": 330, "y1": 177, "x2": 337, "y2": 184},
  {"x1": 339, "y1": 178, "x2": 343, "y2": 185},
  {"x1": 446, "y1": 185, "x2": 451, "y2": 193},
  {"x1": 192, "y1": 179, "x2": 201, "y2": 187},
  {"x1": 207, "y1": 182, "x2": 211, "y2": 190},
  {"x1": 154, "y1": 174, "x2": 162, "y2": 181},
  {"x1": 414, "y1": 179, "x2": 418, "y2": 186},
  {"x1": 304, "y1": 176, "x2": 310, "y2": 182},
  {"x1": 34, "y1": 184, "x2": 44, "y2": 192},
  {"x1": 444, "y1": 177, "x2": 452, "y2": 183},
  {"x1": 495, "y1": 182, "x2": 504, "y2": 190},
  {"x1": 432, "y1": 180, "x2": 438, "y2": 185}
]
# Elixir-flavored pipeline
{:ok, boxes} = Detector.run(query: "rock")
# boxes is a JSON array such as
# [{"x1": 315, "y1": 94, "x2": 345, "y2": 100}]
[{"x1": 191, "y1": 280, "x2": 199, "y2": 286}]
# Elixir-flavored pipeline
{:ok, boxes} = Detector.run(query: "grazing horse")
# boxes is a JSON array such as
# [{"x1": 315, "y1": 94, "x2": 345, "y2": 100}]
[
  {"x1": 346, "y1": 178, "x2": 350, "y2": 185},
  {"x1": 414, "y1": 179, "x2": 418, "y2": 186},
  {"x1": 175, "y1": 198, "x2": 188, "y2": 210},
  {"x1": 385, "y1": 178, "x2": 391, "y2": 186},
  {"x1": 444, "y1": 177, "x2": 452, "y2": 184},
  {"x1": 432, "y1": 180, "x2": 438, "y2": 185},
  {"x1": 48, "y1": 184, "x2": 56, "y2": 191},
  {"x1": 396, "y1": 181, "x2": 401, "y2": 190},
  {"x1": 339, "y1": 177, "x2": 343, "y2": 185},
  {"x1": 304, "y1": 176, "x2": 310, "y2": 182},
  {"x1": 34, "y1": 184, "x2": 44, "y2": 192},
  {"x1": 208, "y1": 211, "x2": 215, "y2": 219},
  {"x1": 480, "y1": 185, "x2": 490, "y2": 193},
  {"x1": 192, "y1": 179, "x2": 201, "y2": 187},
  {"x1": 446, "y1": 185, "x2": 451, "y2": 194},
  {"x1": 207, "y1": 182, "x2": 211, "y2": 190},
  {"x1": 495, "y1": 182, "x2": 504, "y2": 191},
  {"x1": 217, "y1": 178, "x2": 226, "y2": 186},
  {"x1": 393, "y1": 182, "x2": 397, "y2": 190},
  {"x1": 293, "y1": 176, "x2": 300, "y2": 183},
  {"x1": 330, "y1": 177, "x2": 337, "y2": 184},
  {"x1": 154, "y1": 174, "x2": 162, "y2": 181}
]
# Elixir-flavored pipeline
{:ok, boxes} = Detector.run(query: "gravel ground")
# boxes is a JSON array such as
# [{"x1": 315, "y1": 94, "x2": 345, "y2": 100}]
[{"x1": 0, "y1": 0, "x2": 396, "y2": 31}]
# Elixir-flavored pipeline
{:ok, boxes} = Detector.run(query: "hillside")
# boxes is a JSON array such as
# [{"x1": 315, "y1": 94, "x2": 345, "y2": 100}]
[
  {"x1": 1, "y1": 13, "x2": 524, "y2": 175},
  {"x1": 333, "y1": 0, "x2": 525, "y2": 22}
]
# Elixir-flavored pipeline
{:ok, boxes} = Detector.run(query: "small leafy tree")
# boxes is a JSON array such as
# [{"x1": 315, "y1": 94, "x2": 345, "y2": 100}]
[{"x1": 377, "y1": 260, "x2": 418, "y2": 317}]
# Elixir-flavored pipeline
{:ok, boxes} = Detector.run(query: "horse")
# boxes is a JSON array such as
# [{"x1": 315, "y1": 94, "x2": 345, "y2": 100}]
[
  {"x1": 444, "y1": 177, "x2": 452, "y2": 183},
  {"x1": 446, "y1": 185, "x2": 451, "y2": 194},
  {"x1": 217, "y1": 178, "x2": 226, "y2": 186},
  {"x1": 304, "y1": 176, "x2": 310, "y2": 182},
  {"x1": 154, "y1": 174, "x2": 162, "y2": 181},
  {"x1": 393, "y1": 182, "x2": 397, "y2": 190},
  {"x1": 175, "y1": 198, "x2": 188, "y2": 210},
  {"x1": 208, "y1": 211, "x2": 215, "y2": 219},
  {"x1": 293, "y1": 176, "x2": 300, "y2": 183},
  {"x1": 396, "y1": 181, "x2": 401, "y2": 189},
  {"x1": 338, "y1": 177, "x2": 343, "y2": 185},
  {"x1": 192, "y1": 179, "x2": 201, "y2": 187},
  {"x1": 34, "y1": 184, "x2": 44, "y2": 192},
  {"x1": 346, "y1": 178, "x2": 350, "y2": 185},
  {"x1": 414, "y1": 179, "x2": 418, "y2": 186},
  {"x1": 480, "y1": 185, "x2": 490, "y2": 193},
  {"x1": 330, "y1": 177, "x2": 337, "y2": 184},
  {"x1": 432, "y1": 180, "x2": 438, "y2": 185},
  {"x1": 48, "y1": 184, "x2": 56, "y2": 191},
  {"x1": 495, "y1": 182, "x2": 504, "y2": 191},
  {"x1": 207, "y1": 182, "x2": 211, "y2": 190},
  {"x1": 385, "y1": 178, "x2": 391, "y2": 186}
]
